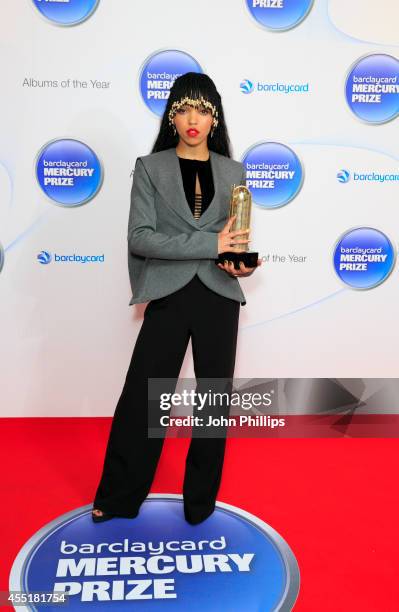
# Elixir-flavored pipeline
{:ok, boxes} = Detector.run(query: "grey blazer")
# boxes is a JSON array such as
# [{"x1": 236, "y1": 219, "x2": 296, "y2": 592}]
[{"x1": 128, "y1": 147, "x2": 247, "y2": 306}]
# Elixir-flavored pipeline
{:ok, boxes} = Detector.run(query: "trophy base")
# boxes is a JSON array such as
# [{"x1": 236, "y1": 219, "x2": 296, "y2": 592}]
[{"x1": 215, "y1": 251, "x2": 259, "y2": 270}]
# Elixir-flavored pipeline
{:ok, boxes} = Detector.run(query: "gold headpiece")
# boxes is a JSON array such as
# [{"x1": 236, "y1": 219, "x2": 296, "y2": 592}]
[{"x1": 168, "y1": 96, "x2": 219, "y2": 132}]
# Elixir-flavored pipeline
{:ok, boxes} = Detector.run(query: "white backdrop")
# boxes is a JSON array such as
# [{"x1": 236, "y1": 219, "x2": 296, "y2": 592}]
[{"x1": 0, "y1": 0, "x2": 398, "y2": 416}]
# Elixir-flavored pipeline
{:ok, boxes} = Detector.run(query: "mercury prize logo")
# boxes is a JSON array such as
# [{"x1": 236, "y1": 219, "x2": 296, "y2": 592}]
[
  {"x1": 31, "y1": 0, "x2": 100, "y2": 26},
  {"x1": 139, "y1": 50, "x2": 203, "y2": 116},
  {"x1": 333, "y1": 227, "x2": 395, "y2": 289},
  {"x1": 246, "y1": 0, "x2": 314, "y2": 31},
  {"x1": 35, "y1": 139, "x2": 103, "y2": 207},
  {"x1": 242, "y1": 141, "x2": 304, "y2": 208},
  {"x1": 9, "y1": 495, "x2": 300, "y2": 610},
  {"x1": 345, "y1": 54, "x2": 399, "y2": 124}
]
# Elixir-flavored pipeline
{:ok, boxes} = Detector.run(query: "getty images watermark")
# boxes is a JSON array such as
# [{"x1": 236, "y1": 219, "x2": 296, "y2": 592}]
[
  {"x1": 147, "y1": 378, "x2": 399, "y2": 439},
  {"x1": 148, "y1": 378, "x2": 281, "y2": 439}
]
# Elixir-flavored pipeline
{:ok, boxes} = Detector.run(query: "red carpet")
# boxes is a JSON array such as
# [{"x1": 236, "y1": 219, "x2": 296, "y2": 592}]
[{"x1": 2, "y1": 417, "x2": 398, "y2": 611}]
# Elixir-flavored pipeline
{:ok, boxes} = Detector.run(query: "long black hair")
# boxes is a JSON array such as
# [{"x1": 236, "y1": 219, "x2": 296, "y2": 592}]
[{"x1": 151, "y1": 72, "x2": 232, "y2": 158}]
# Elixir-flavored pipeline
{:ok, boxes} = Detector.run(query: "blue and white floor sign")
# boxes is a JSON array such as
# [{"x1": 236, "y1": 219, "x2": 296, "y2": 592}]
[
  {"x1": 246, "y1": 0, "x2": 314, "y2": 31},
  {"x1": 333, "y1": 227, "x2": 395, "y2": 289},
  {"x1": 139, "y1": 50, "x2": 203, "y2": 116},
  {"x1": 36, "y1": 139, "x2": 103, "y2": 207},
  {"x1": 242, "y1": 142, "x2": 303, "y2": 208},
  {"x1": 31, "y1": 0, "x2": 100, "y2": 26},
  {"x1": 9, "y1": 494, "x2": 300, "y2": 611},
  {"x1": 345, "y1": 54, "x2": 399, "y2": 124}
]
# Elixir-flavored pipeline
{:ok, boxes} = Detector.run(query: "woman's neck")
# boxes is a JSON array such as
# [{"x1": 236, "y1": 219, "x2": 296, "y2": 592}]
[{"x1": 175, "y1": 141, "x2": 210, "y2": 161}]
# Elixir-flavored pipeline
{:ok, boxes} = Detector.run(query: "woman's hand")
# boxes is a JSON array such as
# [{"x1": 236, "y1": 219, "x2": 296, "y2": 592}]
[
  {"x1": 218, "y1": 215, "x2": 250, "y2": 254},
  {"x1": 217, "y1": 215, "x2": 262, "y2": 277},
  {"x1": 217, "y1": 258, "x2": 262, "y2": 277}
]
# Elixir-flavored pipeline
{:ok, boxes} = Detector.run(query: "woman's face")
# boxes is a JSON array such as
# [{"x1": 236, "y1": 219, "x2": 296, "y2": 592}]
[{"x1": 173, "y1": 103, "x2": 214, "y2": 147}]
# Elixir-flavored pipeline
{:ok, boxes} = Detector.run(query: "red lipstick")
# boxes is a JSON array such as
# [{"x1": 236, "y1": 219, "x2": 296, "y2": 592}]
[{"x1": 186, "y1": 129, "x2": 199, "y2": 137}]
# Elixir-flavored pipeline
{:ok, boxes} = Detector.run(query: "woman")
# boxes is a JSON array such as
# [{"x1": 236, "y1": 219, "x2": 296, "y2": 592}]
[{"x1": 92, "y1": 72, "x2": 261, "y2": 524}]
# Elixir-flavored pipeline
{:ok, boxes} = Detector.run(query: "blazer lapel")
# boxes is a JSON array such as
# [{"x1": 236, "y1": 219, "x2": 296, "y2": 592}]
[
  {"x1": 155, "y1": 148, "x2": 199, "y2": 229},
  {"x1": 150, "y1": 148, "x2": 226, "y2": 229},
  {"x1": 197, "y1": 150, "x2": 222, "y2": 228}
]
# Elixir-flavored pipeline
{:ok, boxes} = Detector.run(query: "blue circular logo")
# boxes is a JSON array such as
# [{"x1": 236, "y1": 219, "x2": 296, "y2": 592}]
[
  {"x1": 0, "y1": 241, "x2": 4, "y2": 274},
  {"x1": 242, "y1": 142, "x2": 303, "y2": 208},
  {"x1": 240, "y1": 79, "x2": 254, "y2": 94},
  {"x1": 334, "y1": 227, "x2": 395, "y2": 289},
  {"x1": 10, "y1": 494, "x2": 299, "y2": 611},
  {"x1": 139, "y1": 50, "x2": 203, "y2": 117},
  {"x1": 345, "y1": 54, "x2": 399, "y2": 124},
  {"x1": 246, "y1": 0, "x2": 314, "y2": 31},
  {"x1": 36, "y1": 139, "x2": 103, "y2": 207},
  {"x1": 31, "y1": 0, "x2": 99, "y2": 26},
  {"x1": 337, "y1": 169, "x2": 350, "y2": 183},
  {"x1": 37, "y1": 251, "x2": 52, "y2": 265}
]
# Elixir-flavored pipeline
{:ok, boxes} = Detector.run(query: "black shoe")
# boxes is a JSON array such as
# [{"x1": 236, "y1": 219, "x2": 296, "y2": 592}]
[
  {"x1": 184, "y1": 507, "x2": 215, "y2": 525},
  {"x1": 91, "y1": 509, "x2": 115, "y2": 523}
]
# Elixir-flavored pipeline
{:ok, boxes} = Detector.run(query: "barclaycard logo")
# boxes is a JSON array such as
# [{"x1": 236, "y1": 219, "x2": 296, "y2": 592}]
[
  {"x1": 240, "y1": 79, "x2": 309, "y2": 94},
  {"x1": 240, "y1": 79, "x2": 254, "y2": 94},
  {"x1": 337, "y1": 169, "x2": 350, "y2": 183},
  {"x1": 337, "y1": 168, "x2": 399, "y2": 183},
  {"x1": 37, "y1": 251, "x2": 105, "y2": 264},
  {"x1": 37, "y1": 250, "x2": 52, "y2": 264}
]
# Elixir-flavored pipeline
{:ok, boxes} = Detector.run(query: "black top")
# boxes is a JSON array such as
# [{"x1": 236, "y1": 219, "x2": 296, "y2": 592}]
[{"x1": 178, "y1": 156, "x2": 215, "y2": 219}]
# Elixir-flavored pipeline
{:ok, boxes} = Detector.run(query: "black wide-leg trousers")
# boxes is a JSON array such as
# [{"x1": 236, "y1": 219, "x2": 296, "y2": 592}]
[{"x1": 93, "y1": 274, "x2": 240, "y2": 524}]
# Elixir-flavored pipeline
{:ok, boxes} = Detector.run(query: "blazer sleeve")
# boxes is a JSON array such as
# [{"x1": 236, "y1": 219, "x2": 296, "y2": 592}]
[
  {"x1": 128, "y1": 158, "x2": 219, "y2": 260},
  {"x1": 241, "y1": 163, "x2": 247, "y2": 184}
]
